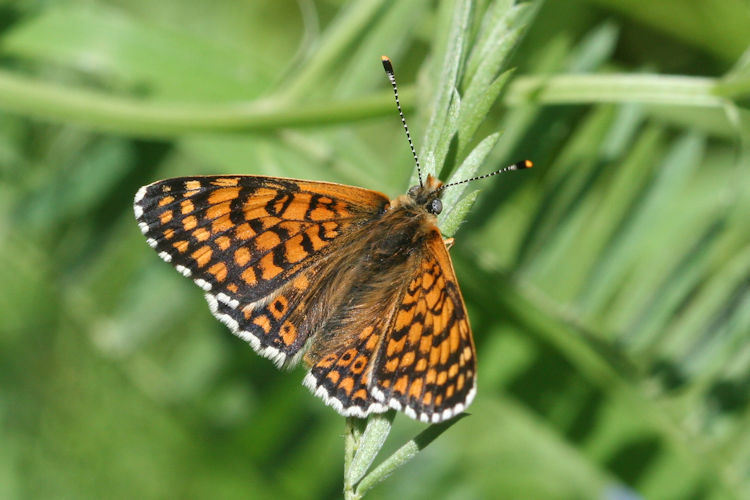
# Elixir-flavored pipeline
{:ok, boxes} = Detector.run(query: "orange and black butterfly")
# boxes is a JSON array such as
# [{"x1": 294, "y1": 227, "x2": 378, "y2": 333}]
[{"x1": 134, "y1": 57, "x2": 531, "y2": 423}]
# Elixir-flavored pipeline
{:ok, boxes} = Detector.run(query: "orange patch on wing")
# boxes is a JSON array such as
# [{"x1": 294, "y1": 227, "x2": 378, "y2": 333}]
[
  {"x1": 385, "y1": 358, "x2": 399, "y2": 372},
  {"x1": 241, "y1": 266, "x2": 257, "y2": 286},
  {"x1": 208, "y1": 262, "x2": 227, "y2": 282},
  {"x1": 440, "y1": 341, "x2": 450, "y2": 365},
  {"x1": 336, "y1": 349, "x2": 357, "y2": 367},
  {"x1": 457, "y1": 374, "x2": 465, "y2": 391},
  {"x1": 211, "y1": 177, "x2": 239, "y2": 187},
  {"x1": 242, "y1": 305, "x2": 254, "y2": 319},
  {"x1": 234, "y1": 247, "x2": 251, "y2": 267},
  {"x1": 365, "y1": 333, "x2": 380, "y2": 352},
  {"x1": 278, "y1": 220, "x2": 303, "y2": 235},
  {"x1": 317, "y1": 354, "x2": 338, "y2": 369},
  {"x1": 386, "y1": 336, "x2": 407, "y2": 357},
  {"x1": 215, "y1": 235, "x2": 231, "y2": 250},
  {"x1": 163, "y1": 228, "x2": 174, "y2": 240},
  {"x1": 292, "y1": 274, "x2": 309, "y2": 290},
  {"x1": 227, "y1": 283, "x2": 239, "y2": 293},
  {"x1": 352, "y1": 389, "x2": 368, "y2": 401},
  {"x1": 193, "y1": 227, "x2": 210, "y2": 242},
  {"x1": 191, "y1": 246, "x2": 212, "y2": 268},
  {"x1": 425, "y1": 287, "x2": 441, "y2": 309},
  {"x1": 235, "y1": 222, "x2": 255, "y2": 240},
  {"x1": 321, "y1": 221, "x2": 339, "y2": 239},
  {"x1": 415, "y1": 358, "x2": 427, "y2": 372},
  {"x1": 282, "y1": 194, "x2": 311, "y2": 219},
  {"x1": 271, "y1": 194, "x2": 292, "y2": 215},
  {"x1": 395, "y1": 309, "x2": 412, "y2": 330},
  {"x1": 158, "y1": 196, "x2": 175, "y2": 207},
  {"x1": 408, "y1": 378, "x2": 423, "y2": 398},
  {"x1": 449, "y1": 328, "x2": 460, "y2": 353},
  {"x1": 208, "y1": 187, "x2": 241, "y2": 205},
  {"x1": 358, "y1": 326, "x2": 374, "y2": 340},
  {"x1": 426, "y1": 369, "x2": 437, "y2": 384},
  {"x1": 400, "y1": 351, "x2": 415, "y2": 368},
  {"x1": 434, "y1": 394, "x2": 443, "y2": 406},
  {"x1": 393, "y1": 375, "x2": 408, "y2": 395},
  {"x1": 254, "y1": 187, "x2": 278, "y2": 198},
  {"x1": 243, "y1": 206, "x2": 268, "y2": 220},
  {"x1": 255, "y1": 231, "x2": 281, "y2": 252},
  {"x1": 408, "y1": 323, "x2": 423, "y2": 346},
  {"x1": 304, "y1": 226, "x2": 327, "y2": 251},
  {"x1": 280, "y1": 322, "x2": 296, "y2": 345},
  {"x1": 206, "y1": 201, "x2": 231, "y2": 220},
  {"x1": 211, "y1": 215, "x2": 233, "y2": 234},
  {"x1": 269, "y1": 296, "x2": 288, "y2": 319},
  {"x1": 436, "y1": 371, "x2": 448, "y2": 386},
  {"x1": 258, "y1": 253, "x2": 283, "y2": 281},
  {"x1": 185, "y1": 180, "x2": 201, "y2": 191},
  {"x1": 260, "y1": 217, "x2": 281, "y2": 230},
  {"x1": 419, "y1": 335, "x2": 431, "y2": 354},
  {"x1": 429, "y1": 346, "x2": 441, "y2": 366},
  {"x1": 182, "y1": 215, "x2": 197, "y2": 231},
  {"x1": 448, "y1": 363, "x2": 459, "y2": 379},
  {"x1": 423, "y1": 392, "x2": 433, "y2": 405},
  {"x1": 181, "y1": 199, "x2": 194, "y2": 214},
  {"x1": 350, "y1": 355, "x2": 367, "y2": 374},
  {"x1": 338, "y1": 377, "x2": 355, "y2": 396},
  {"x1": 326, "y1": 370, "x2": 340, "y2": 384},
  {"x1": 422, "y1": 270, "x2": 435, "y2": 289},
  {"x1": 284, "y1": 235, "x2": 308, "y2": 264},
  {"x1": 173, "y1": 240, "x2": 189, "y2": 253},
  {"x1": 252, "y1": 314, "x2": 271, "y2": 334},
  {"x1": 160, "y1": 210, "x2": 173, "y2": 224},
  {"x1": 446, "y1": 384, "x2": 455, "y2": 399}
]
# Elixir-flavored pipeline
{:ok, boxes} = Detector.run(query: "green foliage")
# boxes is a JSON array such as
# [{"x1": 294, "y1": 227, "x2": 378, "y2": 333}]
[{"x1": 1, "y1": 0, "x2": 750, "y2": 499}]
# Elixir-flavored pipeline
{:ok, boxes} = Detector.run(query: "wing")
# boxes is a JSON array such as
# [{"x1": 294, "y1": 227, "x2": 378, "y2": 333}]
[
  {"x1": 371, "y1": 231, "x2": 476, "y2": 422},
  {"x1": 134, "y1": 175, "x2": 389, "y2": 367},
  {"x1": 303, "y1": 228, "x2": 476, "y2": 422}
]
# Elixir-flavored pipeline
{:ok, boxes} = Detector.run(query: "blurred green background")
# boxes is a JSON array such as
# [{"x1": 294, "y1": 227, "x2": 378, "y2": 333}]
[{"x1": 2, "y1": 0, "x2": 750, "y2": 499}]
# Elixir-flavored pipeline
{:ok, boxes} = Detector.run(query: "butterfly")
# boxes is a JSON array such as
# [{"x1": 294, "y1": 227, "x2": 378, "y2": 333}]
[{"x1": 133, "y1": 56, "x2": 531, "y2": 423}]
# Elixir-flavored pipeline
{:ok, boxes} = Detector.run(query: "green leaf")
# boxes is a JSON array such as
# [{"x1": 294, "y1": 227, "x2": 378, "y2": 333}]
[
  {"x1": 346, "y1": 412, "x2": 395, "y2": 487},
  {"x1": 354, "y1": 415, "x2": 468, "y2": 497},
  {"x1": 440, "y1": 190, "x2": 480, "y2": 237},
  {"x1": 421, "y1": 0, "x2": 472, "y2": 178}
]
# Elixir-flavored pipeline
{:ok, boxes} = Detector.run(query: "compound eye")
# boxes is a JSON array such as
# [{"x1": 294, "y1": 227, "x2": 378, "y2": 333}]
[{"x1": 428, "y1": 198, "x2": 443, "y2": 214}]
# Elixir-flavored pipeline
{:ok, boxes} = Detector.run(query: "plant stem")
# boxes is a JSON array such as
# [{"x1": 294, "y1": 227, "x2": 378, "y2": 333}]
[
  {"x1": 0, "y1": 71, "x2": 730, "y2": 140},
  {"x1": 0, "y1": 69, "x2": 414, "y2": 139},
  {"x1": 506, "y1": 73, "x2": 723, "y2": 107}
]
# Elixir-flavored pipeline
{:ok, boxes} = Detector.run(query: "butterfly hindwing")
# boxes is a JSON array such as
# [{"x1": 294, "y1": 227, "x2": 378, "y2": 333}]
[{"x1": 134, "y1": 175, "x2": 389, "y2": 366}]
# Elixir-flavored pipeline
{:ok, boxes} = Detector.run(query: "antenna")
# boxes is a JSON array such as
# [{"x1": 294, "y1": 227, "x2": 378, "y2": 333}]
[
  {"x1": 437, "y1": 160, "x2": 533, "y2": 193},
  {"x1": 382, "y1": 56, "x2": 423, "y2": 187}
]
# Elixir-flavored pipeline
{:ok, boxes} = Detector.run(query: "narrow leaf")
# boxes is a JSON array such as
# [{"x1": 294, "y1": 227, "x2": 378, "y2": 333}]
[
  {"x1": 347, "y1": 411, "x2": 395, "y2": 486},
  {"x1": 354, "y1": 415, "x2": 468, "y2": 497}
]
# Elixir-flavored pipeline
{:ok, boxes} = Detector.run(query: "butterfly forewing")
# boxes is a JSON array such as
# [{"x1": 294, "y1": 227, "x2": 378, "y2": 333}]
[
  {"x1": 373, "y1": 231, "x2": 476, "y2": 422},
  {"x1": 134, "y1": 175, "x2": 389, "y2": 366}
]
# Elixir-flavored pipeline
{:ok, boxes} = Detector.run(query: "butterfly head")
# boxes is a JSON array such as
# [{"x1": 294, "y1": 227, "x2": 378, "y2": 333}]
[{"x1": 407, "y1": 174, "x2": 444, "y2": 215}]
